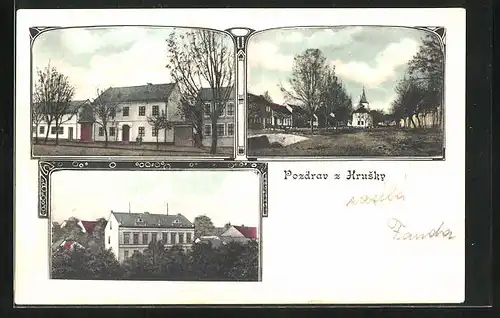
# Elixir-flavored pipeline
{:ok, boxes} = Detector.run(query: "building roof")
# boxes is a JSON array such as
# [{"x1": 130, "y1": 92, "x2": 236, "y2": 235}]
[
  {"x1": 233, "y1": 225, "x2": 257, "y2": 240},
  {"x1": 33, "y1": 99, "x2": 90, "y2": 115},
  {"x1": 111, "y1": 211, "x2": 194, "y2": 228},
  {"x1": 359, "y1": 87, "x2": 369, "y2": 104},
  {"x1": 79, "y1": 221, "x2": 99, "y2": 234},
  {"x1": 286, "y1": 104, "x2": 309, "y2": 115},
  {"x1": 97, "y1": 83, "x2": 177, "y2": 103},
  {"x1": 352, "y1": 105, "x2": 370, "y2": 114},
  {"x1": 198, "y1": 86, "x2": 235, "y2": 101}
]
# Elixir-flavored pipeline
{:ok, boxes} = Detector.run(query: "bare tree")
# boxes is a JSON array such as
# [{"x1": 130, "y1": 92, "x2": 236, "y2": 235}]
[
  {"x1": 166, "y1": 29, "x2": 234, "y2": 154},
  {"x1": 147, "y1": 110, "x2": 172, "y2": 149},
  {"x1": 92, "y1": 88, "x2": 122, "y2": 147},
  {"x1": 31, "y1": 98, "x2": 44, "y2": 144},
  {"x1": 33, "y1": 63, "x2": 75, "y2": 144},
  {"x1": 280, "y1": 48, "x2": 329, "y2": 132}
]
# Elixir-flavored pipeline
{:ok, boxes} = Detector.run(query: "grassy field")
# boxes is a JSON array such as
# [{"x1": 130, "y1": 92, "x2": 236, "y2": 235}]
[
  {"x1": 248, "y1": 128, "x2": 444, "y2": 157},
  {"x1": 33, "y1": 142, "x2": 233, "y2": 157}
]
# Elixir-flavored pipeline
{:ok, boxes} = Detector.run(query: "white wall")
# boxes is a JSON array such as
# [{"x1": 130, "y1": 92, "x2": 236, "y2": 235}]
[
  {"x1": 104, "y1": 213, "x2": 119, "y2": 260},
  {"x1": 351, "y1": 113, "x2": 373, "y2": 128},
  {"x1": 201, "y1": 101, "x2": 235, "y2": 147},
  {"x1": 117, "y1": 226, "x2": 195, "y2": 263},
  {"x1": 33, "y1": 115, "x2": 80, "y2": 140}
]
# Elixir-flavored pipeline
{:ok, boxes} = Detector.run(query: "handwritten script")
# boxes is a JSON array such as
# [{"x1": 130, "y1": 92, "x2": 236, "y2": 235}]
[
  {"x1": 388, "y1": 218, "x2": 455, "y2": 240},
  {"x1": 345, "y1": 184, "x2": 405, "y2": 206}
]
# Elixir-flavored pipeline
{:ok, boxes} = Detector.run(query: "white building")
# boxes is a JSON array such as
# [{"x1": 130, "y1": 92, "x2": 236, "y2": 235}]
[
  {"x1": 198, "y1": 87, "x2": 236, "y2": 148},
  {"x1": 105, "y1": 211, "x2": 195, "y2": 263},
  {"x1": 84, "y1": 83, "x2": 189, "y2": 145},
  {"x1": 32, "y1": 100, "x2": 91, "y2": 141},
  {"x1": 351, "y1": 88, "x2": 373, "y2": 128}
]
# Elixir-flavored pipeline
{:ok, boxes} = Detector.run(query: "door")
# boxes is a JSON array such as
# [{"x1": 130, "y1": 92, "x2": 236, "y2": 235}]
[
  {"x1": 68, "y1": 127, "x2": 74, "y2": 141},
  {"x1": 122, "y1": 125, "x2": 130, "y2": 143},
  {"x1": 80, "y1": 124, "x2": 92, "y2": 142}
]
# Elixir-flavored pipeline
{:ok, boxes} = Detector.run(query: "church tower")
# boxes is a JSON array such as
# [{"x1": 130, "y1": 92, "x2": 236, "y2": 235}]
[{"x1": 359, "y1": 87, "x2": 369, "y2": 109}]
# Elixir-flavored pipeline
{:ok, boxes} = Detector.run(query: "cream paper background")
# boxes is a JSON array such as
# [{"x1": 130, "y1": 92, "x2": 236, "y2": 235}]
[{"x1": 15, "y1": 8, "x2": 465, "y2": 305}]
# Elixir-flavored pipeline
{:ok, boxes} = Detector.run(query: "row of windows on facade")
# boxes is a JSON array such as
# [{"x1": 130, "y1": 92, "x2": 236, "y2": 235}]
[
  {"x1": 203, "y1": 102, "x2": 235, "y2": 117},
  {"x1": 115, "y1": 231, "x2": 193, "y2": 245},
  {"x1": 98, "y1": 123, "x2": 235, "y2": 137},
  {"x1": 38, "y1": 126, "x2": 64, "y2": 135},
  {"x1": 108, "y1": 103, "x2": 235, "y2": 119}
]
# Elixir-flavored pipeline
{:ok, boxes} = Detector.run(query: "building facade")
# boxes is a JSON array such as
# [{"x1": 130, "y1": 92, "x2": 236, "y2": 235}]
[
  {"x1": 351, "y1": 88, "x2": 373, "y2": 128},
  {"x1": 198, "y1": 87, "x2": 236, "y2": 148},
  {"x1": 32, "y1": 100, "x2": 92, "y2": 141},
  {"x1": 105, "y1": 211, "x2": 195, "y2": 263},
  {"x1": 85, "y1": 83, "x2": 187, "y2": 144}
]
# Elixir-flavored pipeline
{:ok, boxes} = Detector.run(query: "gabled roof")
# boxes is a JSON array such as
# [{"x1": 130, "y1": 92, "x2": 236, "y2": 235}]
[
  {"x1": 233, "y1": 225, "x2": 257, "y2": 240},
  {"x1": 353, "y1": 105, "x2": 370, "y2": 114},
  {"x1": 33, "y1": 99, "x2": 91, "y2": 115},
  {"x1": 79, "y1": 221, "x2": 99, "y2": 234},
  {"x1": 247, "y1": 92, "x2": 272, "y2": 105},
  {"x1": 111, "y1": 211, "x2": 194, "y2": 228},
  {"x1": 270, "y1": 103, "x2": 292, "y2": 115},
  {"x1": 97, "y1": 83, "x2": 177, "y2": 103},
  {"x1": 198, "y1": 86, "x2": 235, "y2": 101}
]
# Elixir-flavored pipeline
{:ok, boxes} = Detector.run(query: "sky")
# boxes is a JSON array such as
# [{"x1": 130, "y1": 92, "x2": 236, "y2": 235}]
[
  {"x1": 247, "y1": 26, "x2": 437, "y2": 112},
  {"x1": 50, "y1": 170, "x2": 261, "y2": 228},
  {"x1": 32, "y1": 26, "x2": 234, "y2": 101}
]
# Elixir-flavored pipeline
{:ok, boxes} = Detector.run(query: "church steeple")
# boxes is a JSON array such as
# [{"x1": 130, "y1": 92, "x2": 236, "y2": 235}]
[{"x1": 359, "y1": 87, "x2": 368, "y2": 105}]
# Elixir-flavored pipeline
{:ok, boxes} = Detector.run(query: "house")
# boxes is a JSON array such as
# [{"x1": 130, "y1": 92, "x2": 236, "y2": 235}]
[
  {"x1": 32, "y1": 99, "x2": 92, "y2": 141},
  {"x1": 286, "y1": 104, "x2": 318, "y2": 128},
  {"x1": 350, "y1": 88, "x2": 373, "y2": 128},
  {"x1": 247, "y1": 93, "x2": 273, "y2": 130},
  {"x1": 104, "y1": 211, "x2": 195, "y2": 263},
  {"x1": 198, "y1": 87, "x2": 236, "y2": 147},
  {"x1": 219, "y1": 225, "x2": 258, "y2": 244},
  {"x1": 86, "y1": 82, "x2": 189, "y2": 144}
]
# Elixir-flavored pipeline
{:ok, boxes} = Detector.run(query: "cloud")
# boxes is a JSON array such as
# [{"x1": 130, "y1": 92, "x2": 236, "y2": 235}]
[
  {"x1": 330, "y1": 38, "x2": 419, "y2": 88},
  {"x1": 248, "y1": 41, "x2": 294, "y2": 72},
  {"x1": 368, "y1": 92, "x2": 398, "y2": 113}
]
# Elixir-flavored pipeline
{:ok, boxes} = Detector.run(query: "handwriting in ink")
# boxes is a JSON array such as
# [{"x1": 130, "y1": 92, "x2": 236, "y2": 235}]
[{"x1": 388, "y1": 218, "x2": 456, "y2": 240}]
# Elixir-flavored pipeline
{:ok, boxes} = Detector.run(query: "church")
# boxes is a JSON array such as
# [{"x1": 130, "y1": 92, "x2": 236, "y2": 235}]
[{"x1": 350, "y1": 88, "x2": 373, "y2": 128}]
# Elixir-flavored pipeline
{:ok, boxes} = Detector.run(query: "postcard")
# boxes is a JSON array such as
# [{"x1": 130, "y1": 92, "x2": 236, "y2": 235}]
[{"x1": 14, "y1": 8, "x2": 466, "y2": 305}]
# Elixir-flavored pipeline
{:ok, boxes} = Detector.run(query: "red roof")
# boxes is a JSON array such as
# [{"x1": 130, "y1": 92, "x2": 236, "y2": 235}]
[
  {"x1": 62, "y1": 241, "x2": 75, "y2": 249},
  {"x1": 80, "y1": 221, "x2": 98, "y2": 234},
  {"x1": 233, "y1": 226, "x2": 257, "y2": 240}
]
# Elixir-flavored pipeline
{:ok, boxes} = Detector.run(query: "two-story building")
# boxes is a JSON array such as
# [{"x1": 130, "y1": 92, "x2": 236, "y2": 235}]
[
  {"x1": 198, "y1": 87, "x2": 236, "y2": 148},
  {"x1": 32, "y1": 100, "x2": 92, "y2": 141},
  {"x1": 104, "y1": 211, "x2": 195, "y2": 263},
  {"x1": 87, "y1": 82, "x2": 189, "y2": 144},
  {"x1": 247, "y1": 93, "x2": 273, "y2": 131}
]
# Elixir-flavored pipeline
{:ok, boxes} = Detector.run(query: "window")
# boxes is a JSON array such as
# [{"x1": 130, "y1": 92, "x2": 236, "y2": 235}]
[
  {"x1": 152, "y1": 105, "x2": 159, "y2": 116},
  {"x1": 152, "y1": 233, "x2": 157, "y2": 242},
  {"x1": 217, "y1": 123, "x2": 225, "y2": 136},
  {"x1": 123, "y1": 232, "x2": 130, "y2": 244},
  {"x1": 170, "y1": 232, "x2": 176, "y2": 244},
  {"x1": 109, "y1": 127, "x2": 116, "y2": 136},
  {"x1": 133, "y1": 233, "x2": 139, "y2": 244},
  {"x1": 204, "y1": 124, "x2": 211, "y2": 136},
  {"x1": 138, "y1": 126, "x2": 145, "y2": 137},
  {"x1": 139, "y1": 106, "x2": 146, "y2": 116},
  {"x1": 39, "y1": 126, "x2": 45, "y2": 134},
  {"x1": 152, "y1": 128, "x2": 157, "y2": 137},
  {"x1": 142, "y1": 233, "x2": 149, "y2": 244},
  {"x1": 227, "y1": 123, "x2": 234, "y2": 136},
  {"x1": 266, "y1": 106, "x2": 271, "y2": 112},
  {"x1": 123, "y1": 106, "x2": 129, "y2": 117},
  {"x1": 204, "y1": 103, "x2": 211, "y2": 117},
  {"x1": 108, "y1": 236, "x2": 110, "y2": 244},
  {"x1": 162, "y1": 232, "x2": 168, "y2": 242},
  {"x1": 179, "y1": 233, "x2": 184, "y2": 244},
  {"x1": 186, "y1": 233, "x2": 192, "y2": 243},
  {"x1": 51, "y1": 126, "x2": 64, "y2": 135},
  {"x1": 98, "y1": 127, "x2": 104, "y2": 136},
  {"x1": 124, "y1": 250, "x2": 129, "y2": 259},
  {"x1": 226, "y1": 102, "x2": 235, "y2": 116}
]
